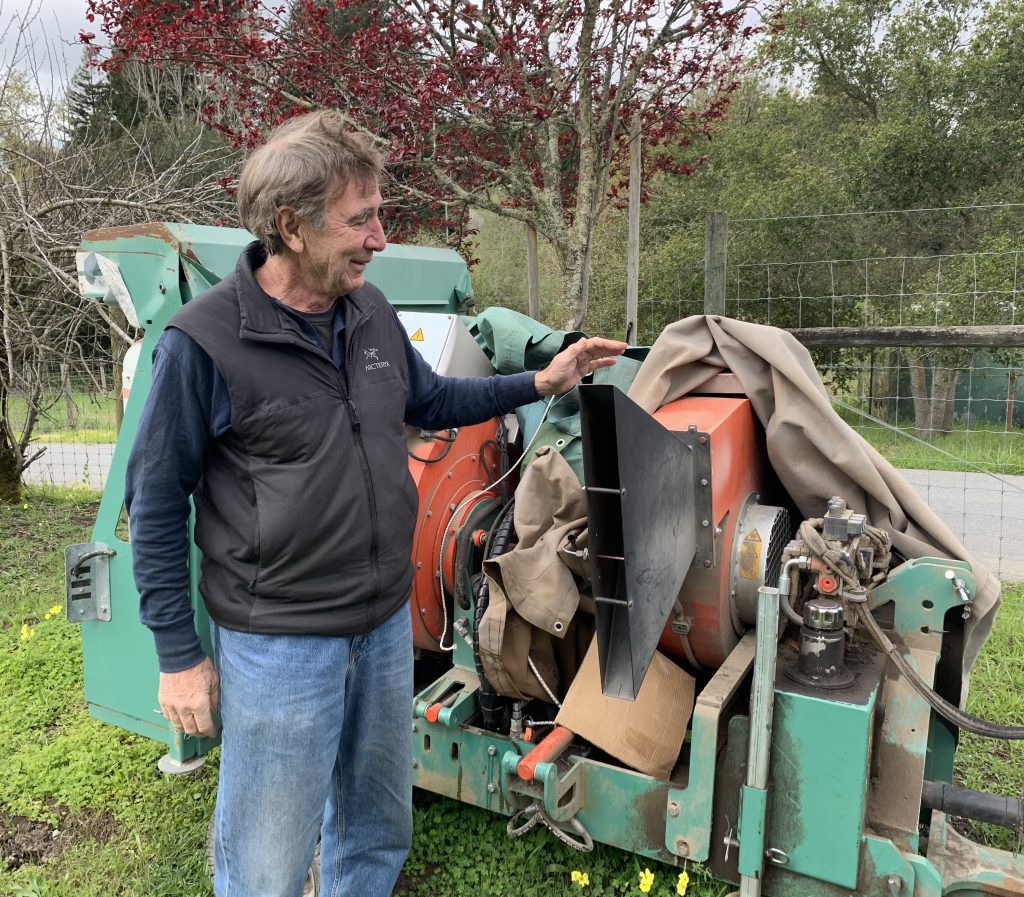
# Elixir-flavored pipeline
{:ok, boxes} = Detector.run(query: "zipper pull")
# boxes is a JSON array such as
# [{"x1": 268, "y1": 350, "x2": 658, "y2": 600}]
[{"x1": 347, "y1": 398, "x2": 361, "y2": 431}]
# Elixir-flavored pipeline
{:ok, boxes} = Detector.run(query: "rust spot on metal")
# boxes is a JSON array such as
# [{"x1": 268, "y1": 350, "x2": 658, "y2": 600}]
[{"x1": 83, "y1": 223, "x2": 178, "y2": 245}]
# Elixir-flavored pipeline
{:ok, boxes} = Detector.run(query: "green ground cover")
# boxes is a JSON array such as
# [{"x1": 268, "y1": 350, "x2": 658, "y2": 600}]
[
  {"x1": 1, "y1": 492, "x2": 1021, "y2": 896},
  {"x1": 8, "y1": 394, "x2": 118, "y2": 445},
  {"x1": 847, "y1": 420, "x2": 1024, "y2": 476}
]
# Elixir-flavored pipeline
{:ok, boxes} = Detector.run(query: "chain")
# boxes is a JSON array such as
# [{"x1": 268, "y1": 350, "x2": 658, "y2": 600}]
[{"x1": 506, "y1": 802, "x2": 594, "y2": 852}]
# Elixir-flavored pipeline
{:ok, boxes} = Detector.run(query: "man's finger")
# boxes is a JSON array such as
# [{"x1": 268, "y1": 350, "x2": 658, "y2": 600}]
[
  {"x1": 209, "y1": 676, "x2": 221, "y2": 718},
  {"x1": 190, "y1": 706, "x2": 218, "y2": 738}
]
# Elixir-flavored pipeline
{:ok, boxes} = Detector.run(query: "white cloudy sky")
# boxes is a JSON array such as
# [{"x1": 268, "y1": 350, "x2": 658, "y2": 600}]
[{"x1": 2, "y1": 0, "x2": 90, "y2": 92}]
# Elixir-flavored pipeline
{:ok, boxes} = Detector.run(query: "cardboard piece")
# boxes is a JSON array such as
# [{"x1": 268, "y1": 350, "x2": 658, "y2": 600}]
[{"x1": 555, "y1": 638, "x2": 695, "y2": 779}]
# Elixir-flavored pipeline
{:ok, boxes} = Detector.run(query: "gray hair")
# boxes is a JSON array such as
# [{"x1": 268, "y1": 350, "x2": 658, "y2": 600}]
[{"x1": 237, "y1": 111, "x2": 385, "y2": 255}]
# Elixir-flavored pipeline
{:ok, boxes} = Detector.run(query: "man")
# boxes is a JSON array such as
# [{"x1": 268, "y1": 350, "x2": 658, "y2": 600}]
[{"x1": 125, "y1": 109, "x2": 625, "y2": 897}]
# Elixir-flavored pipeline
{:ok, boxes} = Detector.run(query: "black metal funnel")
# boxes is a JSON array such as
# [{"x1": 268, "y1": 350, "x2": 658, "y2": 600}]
[{"x1": 578, "y1": 384, "x2": 697, "y2": 700}]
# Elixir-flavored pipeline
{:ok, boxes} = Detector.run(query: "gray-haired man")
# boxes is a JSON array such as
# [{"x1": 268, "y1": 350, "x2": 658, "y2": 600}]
[{"x1": 126, "y1": 110, "x2": 625, "y2": 896}]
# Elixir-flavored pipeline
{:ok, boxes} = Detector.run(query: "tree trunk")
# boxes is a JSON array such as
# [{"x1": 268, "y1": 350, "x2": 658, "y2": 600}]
[
  {"x1": 906, "y1": 350, "x2": 932, "y2": 436},
  {"x1": 61, "y1": 363, "x2": 79, "y2": 430},
  {"x1": 555, "y1": 243, "x2": 586, "y2": 332},
  {"x1": 1008, "y1": 370, "x2": 1017, "y2": 429},
  {"x1": 874, "y1": 349, "x2": 898, "y2": 422},
  {"x1": 929, "y1": 366, "x2": 959, "y2": 435},
  {"x1": 525, "y1": 224, "x2": 540, "y2": 321},
  {"x1": 0, "y1": 382, "x2": 22, "y2": 501}
]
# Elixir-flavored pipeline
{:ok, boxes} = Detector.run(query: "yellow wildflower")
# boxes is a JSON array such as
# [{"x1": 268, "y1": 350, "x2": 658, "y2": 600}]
[
  {"x1": 49, "y1": 605, "x2": 62, "y2": 616},
  {"x1": 19, "y1": 624, "x2": 35, "y2": 641},
  {"x1": 639, "y1": 868, "x2": 655, "y2": 893},
  {"x1": 676, "y1": 871, "x2": 689, "y2": 896},
  {"x1": 571, "y1": 869, "x2": 590, "y2": 887},
  {"x1": 22, "y1": 503, "x2": 28, "y2": 510},
  {"x1": 43, "y1": 613, "x2": 51, "y2": 620}
]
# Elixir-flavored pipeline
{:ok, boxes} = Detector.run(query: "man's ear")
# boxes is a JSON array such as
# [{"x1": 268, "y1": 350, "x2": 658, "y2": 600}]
[{"x1": 275, "y1": 207, "x2": 305, "y2": 254}]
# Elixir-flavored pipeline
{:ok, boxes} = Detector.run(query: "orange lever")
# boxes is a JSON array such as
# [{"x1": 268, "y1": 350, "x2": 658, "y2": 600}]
[
  {"x1": 425, "y1": 693, "x2": 459, "y2": 723},
  {"x1": 516, "y1": 725, "x2": 574, "y2": 781}
]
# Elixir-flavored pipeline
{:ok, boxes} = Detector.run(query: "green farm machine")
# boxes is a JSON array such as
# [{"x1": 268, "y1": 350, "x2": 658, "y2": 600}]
[{"x1": 67, "y1": 223, "x2": 1024, "y2": 896}]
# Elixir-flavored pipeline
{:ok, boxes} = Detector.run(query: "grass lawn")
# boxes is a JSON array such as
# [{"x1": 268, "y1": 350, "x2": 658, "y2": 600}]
[
  {"x1": 852, "y1": 424, "x2": 1024, "y2": 475},
  {"x1": 1, "y1": 492, "x2": 1022, "y2": 896},
  {"x1": 8, "y1": 394, "x2": 119, "y2": 446}
]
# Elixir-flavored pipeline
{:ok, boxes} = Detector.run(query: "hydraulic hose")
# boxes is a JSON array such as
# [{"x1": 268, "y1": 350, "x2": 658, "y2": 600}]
[
  {"x1": 797, "y1": 515, "x2": 1024, "y2": 740},
  {"x1": 854, "y1": 603, "x2": 1024, "y2": 740},
  {"x1": 472, "y1": 499, "x2": 516, "y2": 734},
  {"x1": 921, "y1": 780, "x2": 1024, "y2": 831}
]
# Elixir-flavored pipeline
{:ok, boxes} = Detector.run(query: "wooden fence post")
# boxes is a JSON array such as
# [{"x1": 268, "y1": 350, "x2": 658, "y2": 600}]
[
  {"x1": 625, "y1": 115, "x2": 641, "y2": 343},
  {"x1": 704, "y1": 211, "x2": 727, "y2": 316}
]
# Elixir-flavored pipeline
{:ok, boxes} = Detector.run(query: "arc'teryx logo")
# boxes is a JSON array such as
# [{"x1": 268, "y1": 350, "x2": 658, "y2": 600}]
[{"x1": 363, "y1": 346, "x2": 390, "y2": 372}]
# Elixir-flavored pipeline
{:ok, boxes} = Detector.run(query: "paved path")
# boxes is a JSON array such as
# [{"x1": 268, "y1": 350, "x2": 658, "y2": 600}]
[
  {"x1": 22, "y1": 443, "x2": 1024, "y2": 581},
  {"x1": 22, "y1": 442, "x2": 115, "y2": 492},
  {"x1": 899, "y1": 469, "x2": 1024, "y2": 582}
]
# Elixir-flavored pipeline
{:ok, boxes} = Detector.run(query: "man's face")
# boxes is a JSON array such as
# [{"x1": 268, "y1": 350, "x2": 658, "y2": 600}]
[{"x1": 300, "y1": 179, "x2": 387, "y2": 298}]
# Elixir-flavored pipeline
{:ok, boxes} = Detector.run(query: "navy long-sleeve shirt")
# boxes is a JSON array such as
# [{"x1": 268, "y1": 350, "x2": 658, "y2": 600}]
[{"x1": 126, "y1": 301, "x2": 539, "y2": 672}]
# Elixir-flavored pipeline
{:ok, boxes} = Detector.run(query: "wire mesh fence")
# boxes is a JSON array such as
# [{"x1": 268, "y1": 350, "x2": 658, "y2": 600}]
[
  {"x1": 16, "y1": 364, "x2": 121, "y2": 492},
  {"x1": 641, "y1": 206, "x2": 1024, "y2": 581},
  {"x1": 18, "y1": 206, "x2": 1024, "y2": 580}
]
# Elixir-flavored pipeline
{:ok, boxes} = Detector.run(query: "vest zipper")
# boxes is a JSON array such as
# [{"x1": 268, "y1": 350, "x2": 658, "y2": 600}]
[
  {"x1": 343, "y1": 319, "x2": 381, "y2": 631},
  {"x1": 242, "y1": 304, "x2": 384, "y2": 630}
]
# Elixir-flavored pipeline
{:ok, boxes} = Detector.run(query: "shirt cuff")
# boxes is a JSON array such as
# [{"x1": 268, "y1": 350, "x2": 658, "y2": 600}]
[{"x1": 152, "y1": 622, "x2": 208, "y2": 674}]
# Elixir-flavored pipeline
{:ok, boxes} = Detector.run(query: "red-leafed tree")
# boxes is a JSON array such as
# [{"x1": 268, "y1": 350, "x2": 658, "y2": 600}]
[{"x1": 85, "y1": 0, "x2": 764, "y2": 329}]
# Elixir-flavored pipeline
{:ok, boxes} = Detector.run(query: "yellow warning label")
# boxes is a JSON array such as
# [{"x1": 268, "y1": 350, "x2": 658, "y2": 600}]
[
  {"x1": 739, "y1": 529, "x2": 762, "y2": 579},
  {"x1": 411, "y1": 328, "x2": 425, "y2": 342}
]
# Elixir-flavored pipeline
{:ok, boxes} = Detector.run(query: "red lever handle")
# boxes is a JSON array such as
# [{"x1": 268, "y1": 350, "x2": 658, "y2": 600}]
[{"x1": 517, "y1": 725, "x2": 574, "y2": 781}]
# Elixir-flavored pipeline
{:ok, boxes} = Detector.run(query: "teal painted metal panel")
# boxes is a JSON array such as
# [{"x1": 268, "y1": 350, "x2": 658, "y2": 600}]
[
  {"x1": 80, "y1": 223, "x2": 470, "y2": 314},
  {"x1": 766, "y1": 669, "x2": 881, "y2": 890}
]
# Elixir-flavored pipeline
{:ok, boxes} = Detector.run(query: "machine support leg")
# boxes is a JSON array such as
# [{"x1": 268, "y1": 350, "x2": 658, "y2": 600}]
[{"x1": 738, "y1": 586, "x2": 781, "y2": 897}]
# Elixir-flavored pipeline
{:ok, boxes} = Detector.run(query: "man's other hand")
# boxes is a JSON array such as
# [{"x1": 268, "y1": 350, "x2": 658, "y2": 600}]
[
  {"x1": 535, "y1": 337, "x2": 628, "y2": 397},
  {"x1": 159, "y1": 656, "x2": 221, "y2": 738}
]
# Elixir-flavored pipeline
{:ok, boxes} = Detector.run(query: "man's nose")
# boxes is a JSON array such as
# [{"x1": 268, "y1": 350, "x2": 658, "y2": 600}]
[{"x1": 366, "y1": 218, "x2": 387, "y2": 251}]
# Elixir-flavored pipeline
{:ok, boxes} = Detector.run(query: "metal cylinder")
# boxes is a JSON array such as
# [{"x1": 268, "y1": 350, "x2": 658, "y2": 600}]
[{"x1": 788, "y1": 597, "x2": 855, "y2": 688}]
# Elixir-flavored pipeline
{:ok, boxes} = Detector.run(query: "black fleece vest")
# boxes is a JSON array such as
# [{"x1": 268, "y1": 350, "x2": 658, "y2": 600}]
[{"x1": 169, "y1": 244, "x2": 416, "y2": 636}]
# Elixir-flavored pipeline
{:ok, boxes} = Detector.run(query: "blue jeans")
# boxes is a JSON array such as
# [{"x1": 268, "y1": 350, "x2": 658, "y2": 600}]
[{"x1": 210, "y1": 606, "x2": 414, "y2": 897}]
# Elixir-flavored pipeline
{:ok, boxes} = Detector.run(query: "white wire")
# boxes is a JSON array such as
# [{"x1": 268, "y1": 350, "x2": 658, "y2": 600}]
[
  {"x1": 528, "y1": 656, "x2": 562, "y2": 708},
  {"x1": 435, "y1": 393, "x2": 564, "y2": 652}
]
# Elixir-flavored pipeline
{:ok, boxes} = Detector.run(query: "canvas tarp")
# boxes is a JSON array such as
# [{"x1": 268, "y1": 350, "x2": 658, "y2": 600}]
[{"x1": 475, "y1": 312, "x2": 999, "y2": 703}]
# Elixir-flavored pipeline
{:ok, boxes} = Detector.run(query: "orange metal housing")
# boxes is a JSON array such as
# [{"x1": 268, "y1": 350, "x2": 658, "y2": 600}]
[
  {"x1": 652, "y1": 395, "x2": 770, "y2": 670},
  {"x1": 407, "y1": 420, "x2": 506, "y2": 652}
]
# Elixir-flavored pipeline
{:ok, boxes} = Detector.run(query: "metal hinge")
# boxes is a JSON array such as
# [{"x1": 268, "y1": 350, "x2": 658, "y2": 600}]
[{"x1": 65, "y1": 543, "x2": 116, "y2": 623}]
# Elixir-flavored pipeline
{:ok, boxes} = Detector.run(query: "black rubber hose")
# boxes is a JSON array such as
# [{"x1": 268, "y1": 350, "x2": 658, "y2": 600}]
[
  {"x1": 921, "y1": 780, "x2": 1024, "y2": 831},
  {"x1": 472, "y1": 500, "x2": 516, "y2": 734},
  {"x1": 855, "y1": 603, "x2": 1024, "y2": 740},
  {"x1": 453, "y1": 499, "x2": 499, "y2": 611}
]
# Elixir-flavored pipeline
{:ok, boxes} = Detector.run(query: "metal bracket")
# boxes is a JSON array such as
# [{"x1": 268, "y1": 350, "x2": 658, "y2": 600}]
[
  {"x1": 676, "y1": 425, "x2": 714, "y2": 567},
  {"x1": 65, "y1": 542, "x2": 115, "y2": 623}
]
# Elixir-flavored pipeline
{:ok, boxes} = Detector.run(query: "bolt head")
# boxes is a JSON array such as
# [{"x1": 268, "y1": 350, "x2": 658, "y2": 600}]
[
  {"x1": 703, "y1": 559, "x2": 712, "y2": 568},
  {"x1": 675, "y1": 838, "x2": 690, "y2": 856},
  {"x1": 487, "y1": 783, "x2": 497, "y2": 794},
  {"x1": 412, "y1": 723, "x2": 419, "y2": 733},
  {"x1": 487, "y1": 745, "x2": 497, "y2": 756},
  {"x1": 667, "y1": 801, "x2": 680, "y2": 817}
]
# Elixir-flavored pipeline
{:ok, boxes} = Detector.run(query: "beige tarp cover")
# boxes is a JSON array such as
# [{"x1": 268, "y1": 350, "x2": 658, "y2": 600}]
[{"x1": 481, "y1": 315, "x2": 1000, "y2": 703}]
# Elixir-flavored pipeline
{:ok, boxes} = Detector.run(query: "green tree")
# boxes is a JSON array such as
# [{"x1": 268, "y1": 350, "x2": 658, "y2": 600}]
[{"x1": 641, "y1": 0, "x2": 1024, "y2": 434}]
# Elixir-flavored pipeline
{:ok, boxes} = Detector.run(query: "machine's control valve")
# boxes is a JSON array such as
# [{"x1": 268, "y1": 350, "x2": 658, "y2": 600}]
[
  {"x1": 786, "y1": 596, "x2": 856, "y2": 689},
  {"x1": 823, "y1": 496, "x2": 866, "y2": 542}
]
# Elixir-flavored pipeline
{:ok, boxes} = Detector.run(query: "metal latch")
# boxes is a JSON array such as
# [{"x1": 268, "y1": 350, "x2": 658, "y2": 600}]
[
  {"x1": 65, "y1": 543, "x2": 116, "y2": 623},
  {"x1": 945, "y1": 569, "x2": 973, "y2": 619}
]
